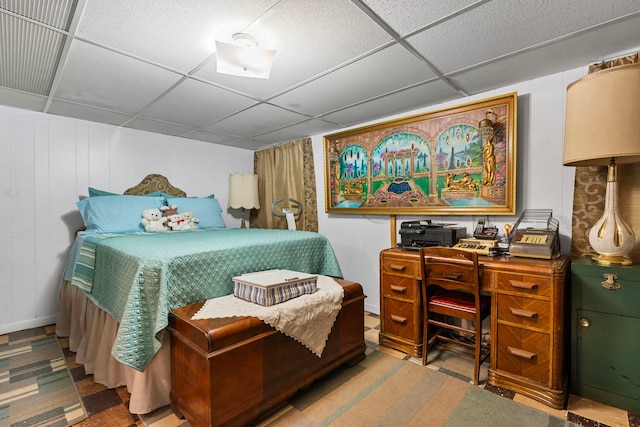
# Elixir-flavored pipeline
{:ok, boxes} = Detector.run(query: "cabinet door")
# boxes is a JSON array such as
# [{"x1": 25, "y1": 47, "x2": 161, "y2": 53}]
[{"x1": 573, "y1": 309, "x2": 640, "y2": 413}]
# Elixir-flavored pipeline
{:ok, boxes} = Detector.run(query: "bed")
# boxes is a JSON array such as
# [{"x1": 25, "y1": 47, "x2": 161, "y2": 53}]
[{"x1": 55, "y1": 174, "x2": 352, "y2": 415}]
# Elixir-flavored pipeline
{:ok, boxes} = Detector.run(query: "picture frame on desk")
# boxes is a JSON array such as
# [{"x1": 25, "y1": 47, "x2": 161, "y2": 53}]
[{"x1": 323, "y1": 93, "x2": 517, "y2": 215}]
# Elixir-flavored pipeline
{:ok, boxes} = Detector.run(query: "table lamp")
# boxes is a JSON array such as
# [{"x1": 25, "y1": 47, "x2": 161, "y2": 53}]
[
  {"x1": 563, "y1": 63, "x2": 640, "y2": 265},
  {"x1": 228, "y1": 173, "x2": 260, "y2": 228}
]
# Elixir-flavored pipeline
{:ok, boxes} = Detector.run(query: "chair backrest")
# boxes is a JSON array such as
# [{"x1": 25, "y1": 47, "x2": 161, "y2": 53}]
[{"x1": 420, "y1": 246, "x2": 480, "y2": 294}]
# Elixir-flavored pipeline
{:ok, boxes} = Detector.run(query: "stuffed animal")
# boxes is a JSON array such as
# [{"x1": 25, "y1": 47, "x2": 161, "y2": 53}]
[
  {"x1": 166, "y1": 212, "x2": 193, "y2": 231},
  {"x1": 141, "y1": 208, "x2": 168, "y2": 232},
  {"x1": 160, "y1": 204, "x2": 179, "y2": 220},
  {"x1": 181, "y1": 211, "x2": 199, "y2": 229}
]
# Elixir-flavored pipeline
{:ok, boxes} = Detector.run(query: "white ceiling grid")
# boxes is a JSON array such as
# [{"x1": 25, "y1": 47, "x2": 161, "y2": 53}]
[{"x1": 1, "y1": 0, "x2": 639, "y2": 150}]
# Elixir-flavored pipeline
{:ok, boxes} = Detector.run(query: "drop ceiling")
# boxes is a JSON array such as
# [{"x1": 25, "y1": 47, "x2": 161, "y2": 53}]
[{"x1": 1, "y1": 0, "x2": 640, "y2": 151}]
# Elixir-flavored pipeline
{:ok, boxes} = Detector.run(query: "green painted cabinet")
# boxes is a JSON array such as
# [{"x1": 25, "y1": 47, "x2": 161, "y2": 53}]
[{"x1": 571, "y1": 258, "x2": 640, "y2": 413}]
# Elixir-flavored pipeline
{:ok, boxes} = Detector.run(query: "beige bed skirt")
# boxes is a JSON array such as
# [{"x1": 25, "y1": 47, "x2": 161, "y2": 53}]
[{"x1": 55, "y1": 280, "x2": 171, "y2": 414}]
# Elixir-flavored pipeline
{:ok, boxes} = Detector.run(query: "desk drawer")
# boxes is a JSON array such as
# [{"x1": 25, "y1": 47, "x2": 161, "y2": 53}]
[
  {"x1": 381, "y1": 258, "x2": 419, "y2": 278},
  {"x1": 496, "y1": 294, "x2": 550, "y2": 331},
  {"x1": 382, "y1": 274, "x2": 415, "y2": 301},
  {"x1": 382, "y1": 298, "x2": 416, "y2": 341},
  {"x1": 495, "y1": 323, "x2": 550, "y2": 385},
  {"x1": 492, "y1": 271, "x2": 551, "y2": 297}
]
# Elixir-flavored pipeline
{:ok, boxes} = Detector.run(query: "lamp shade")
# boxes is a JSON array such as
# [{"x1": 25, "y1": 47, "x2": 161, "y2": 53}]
[
  {"x1": 228, "y1": 173, "x2": 260, "y2": 210},
  {"x1": 563, "y1": 63, "x2": 640, "y2": 166}
]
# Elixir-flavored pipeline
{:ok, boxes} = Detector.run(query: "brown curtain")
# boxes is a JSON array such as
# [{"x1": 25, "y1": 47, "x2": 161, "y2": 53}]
[
  {"x1": 250, "y1": 138, "x2": 318, "y2": 231},
  {"x1": 570, "y1": 52, "x2": 640, "y2": 263}
]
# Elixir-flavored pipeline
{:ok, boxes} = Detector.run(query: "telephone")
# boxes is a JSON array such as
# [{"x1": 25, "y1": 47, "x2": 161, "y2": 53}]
[{"x1": 473, "y1": 220, "x2": 498, "y2": 240}]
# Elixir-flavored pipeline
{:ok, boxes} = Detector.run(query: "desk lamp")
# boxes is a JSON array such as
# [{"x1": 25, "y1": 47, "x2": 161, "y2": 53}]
[
  {"x1": 563, "y1": 63, "x2": 640, "y2": 265},
  {"x1": 228, "y1": 173, "x2": 260, "y2": 228}
]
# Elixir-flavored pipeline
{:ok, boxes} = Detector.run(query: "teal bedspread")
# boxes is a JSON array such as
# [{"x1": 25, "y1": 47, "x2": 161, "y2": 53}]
[{"x1": 70, "y1": 228, "x2": 343, "y2": 371}]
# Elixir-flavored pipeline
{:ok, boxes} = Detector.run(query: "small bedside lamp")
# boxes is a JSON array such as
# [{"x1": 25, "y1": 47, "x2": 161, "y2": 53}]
[
  {"x1": 228, "y1": 173, "x2": 260, "y2": 228},
  {"x1": 563, "y1": 63, "x2": 640, "y2": 265}
]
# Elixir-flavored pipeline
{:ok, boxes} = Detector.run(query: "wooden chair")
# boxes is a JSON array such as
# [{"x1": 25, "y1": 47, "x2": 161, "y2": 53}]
[{"x1": 420, "y1": 246, "x2": 490, "y2": 385}]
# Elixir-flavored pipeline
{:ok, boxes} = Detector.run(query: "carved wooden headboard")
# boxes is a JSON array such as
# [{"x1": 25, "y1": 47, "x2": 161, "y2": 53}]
[{"x1": 123, "y1": 174, "x2": 187, "y2": 197}]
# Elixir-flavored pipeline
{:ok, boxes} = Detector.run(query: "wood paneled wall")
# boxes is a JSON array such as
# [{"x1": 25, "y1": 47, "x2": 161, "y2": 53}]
[{"x1": 0, "y1": 106, "x2": 253, "y2": 334}]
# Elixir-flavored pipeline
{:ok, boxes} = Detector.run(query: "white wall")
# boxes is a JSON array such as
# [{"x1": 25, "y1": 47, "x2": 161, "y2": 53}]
[
  {"x1": 0, "y1": 65, "x2": 589, "y2": 333},
  {"x1": 314, "y1": 67, "x2": 586, "y2": 315},
  {"x1": 0, "y1": 107, "x2": 253, "y2": 334}
]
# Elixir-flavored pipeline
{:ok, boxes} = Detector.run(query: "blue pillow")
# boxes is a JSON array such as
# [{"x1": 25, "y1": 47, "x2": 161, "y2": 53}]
[
  {"x1": 77, "y1": 195, "x2": 165, "y2": 233},
  {"x1": 165, "y1": 197, "x2": 226, "y2": 229},
  {"x1": 147, "y1": 190, "x2": 177, "y2": 199},
  {"x1": 88, "y1": 187, "x2": 119, "y2": 197},
  {"x1": 89, "y1": 187, "x2": 176, "y2": 199}
]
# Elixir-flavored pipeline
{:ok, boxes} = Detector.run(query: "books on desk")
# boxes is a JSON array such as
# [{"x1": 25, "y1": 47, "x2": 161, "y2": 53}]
[{"x1": 453, "y1": 238, "x2": 499, "y2": 256}]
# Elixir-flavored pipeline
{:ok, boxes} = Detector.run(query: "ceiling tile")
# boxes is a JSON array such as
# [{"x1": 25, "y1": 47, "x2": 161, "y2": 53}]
[
  {"x1": 195, "y1": 0, "x2": 394, "y2": 99},
  {"x1": 48, "y1": 99, "x2": 133, "y2": 125},
  {"x1": 124, "y1": 117, "x2": 196, "y2": 136},
  {"x1": 0, "y1": 0, "x2": 75, "y2": 29},
  {"x1": 53, "y1": 39, "x2": 183, "y2": 114},
  {"x1": 322, "y1": 80, "x2": 461, "y2": 127},
  {"x1": 75, "y1": 0, "x2": 280, "y2": 72},
  {"x1": 231, "y1": 139, "x2": 275, "y2": 151},
  {"x1": 0, "y1": 13, "x2": 64, "y2": 95},
  {"x1": 204, "y1": 103, "x2": 308, "y2": 138},
  {"x1": 138, "y1": 78, "x2": 258, "y2": 128},
  {"x1": 253, "y1": 118, "x2": 344, "y2": 144},
  {"x1": 408, "y1": 0, "x2": 640, "y2": 74},
  {"x1": 270, "y1": 44, "x2": 438, "y2": 116},
  {"x1": 180, "y1": 129, "x2": 242, "y2": 146},
  {"x1": 450, "y1": 14, "x2": 640, "y2": 95},
  {"x1": 0, "y1": 87, "x2": 47, "y2": 111},
  {"x1": 360, "y1": 0, "x2": 481, "y2": 36}
]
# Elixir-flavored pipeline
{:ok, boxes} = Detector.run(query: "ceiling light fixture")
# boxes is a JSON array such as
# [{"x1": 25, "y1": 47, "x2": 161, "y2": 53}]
[{"x1": 215, "y1": 33, "x2": 276, "y2": 79}]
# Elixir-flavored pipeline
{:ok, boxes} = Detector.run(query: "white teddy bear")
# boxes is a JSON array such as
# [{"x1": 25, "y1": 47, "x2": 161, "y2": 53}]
[
  {"x1": 166, "y1": 212, "x2": 193, "y2": 231},
  {"x1": 181, "y1": 211, "x2": 199, "y2": 229},
  {"x1": 141, "y1": 208, "x2": 168, "y2": 232}
]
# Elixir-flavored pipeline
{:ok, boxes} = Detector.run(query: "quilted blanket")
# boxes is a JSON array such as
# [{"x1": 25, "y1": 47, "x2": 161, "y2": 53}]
[{"x1": 70, "y1": 228, "x2": 343, "y2": 371}]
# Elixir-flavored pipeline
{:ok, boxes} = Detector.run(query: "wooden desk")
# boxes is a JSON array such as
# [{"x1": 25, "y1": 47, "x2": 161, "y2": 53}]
[{"x1": 379, "y1": 248, "x2": 570, "y2": 409}]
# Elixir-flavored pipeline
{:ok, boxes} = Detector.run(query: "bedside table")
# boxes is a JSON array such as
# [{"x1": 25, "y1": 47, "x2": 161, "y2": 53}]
[{"x1": 571, "y1": 258, "x2": 640, "y2": 413}]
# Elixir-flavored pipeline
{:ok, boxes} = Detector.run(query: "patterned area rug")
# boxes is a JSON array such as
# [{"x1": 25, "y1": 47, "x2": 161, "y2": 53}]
[
  {"x1": 257, "y1": 349, "x2": 578, "y2": 427},
  {"x1": 0, "y1": 334, "x2": 88, "y2": 426},
  {"x1": 142, "y1": 348, "x2": 578, "y2": 427}
]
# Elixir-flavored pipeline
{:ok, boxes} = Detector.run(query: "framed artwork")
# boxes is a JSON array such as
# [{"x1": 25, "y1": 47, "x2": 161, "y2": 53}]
[{"x1": 323, "y1": 93, "x2": 517, "y2": 215}]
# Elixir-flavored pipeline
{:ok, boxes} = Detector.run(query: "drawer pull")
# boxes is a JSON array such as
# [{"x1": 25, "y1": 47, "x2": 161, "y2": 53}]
[
  {"x1": 390, "y1": 314, "x2": 408, "y2": 324},
  {"x1": 389, "y1": 285, "x2": 407, "y2": 293},
  {"x1": 389, "y1": 264, "x2": 407, "y2": 272},
  {"x1": 601, "y1": 273, "x2": 620, "y2": 290},
  {"x1": 509, "y1": 280, "x2": 538, "y2": 290},
  {"x1": 509, "y1": 307, "x2": 538, "y2": 318},
  {"x1": 508, "y1": 346, "x2": 536, "y2": 360},
  {"x1": 443, "y1": 273, "x2": 462, "y2": 280}
]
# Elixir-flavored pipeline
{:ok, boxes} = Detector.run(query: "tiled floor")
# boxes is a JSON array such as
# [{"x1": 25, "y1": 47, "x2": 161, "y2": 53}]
[{"x1": 4, "y1": 313, "x2": 638, "y2": 426}]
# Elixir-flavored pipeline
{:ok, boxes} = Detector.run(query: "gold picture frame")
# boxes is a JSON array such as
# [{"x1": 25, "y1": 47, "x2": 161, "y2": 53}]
[{"x1": 324, "y1": 93, "x2": 517, "y2": 215}]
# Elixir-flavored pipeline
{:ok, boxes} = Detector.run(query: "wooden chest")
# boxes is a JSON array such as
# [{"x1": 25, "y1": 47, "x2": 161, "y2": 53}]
[{"x1": 167, "y1": 278, "x2": 366, "y2": 427}]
